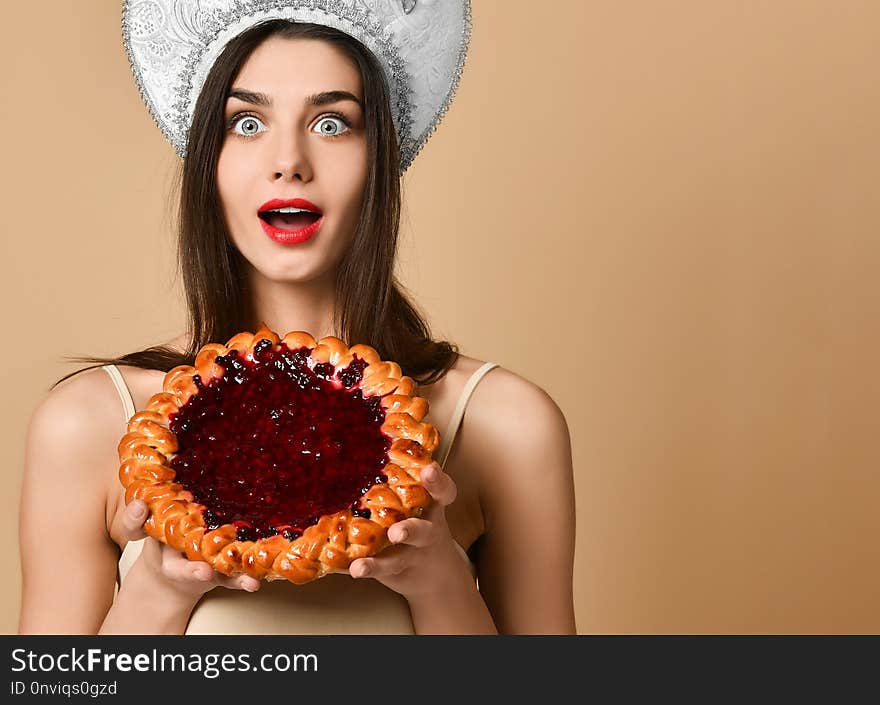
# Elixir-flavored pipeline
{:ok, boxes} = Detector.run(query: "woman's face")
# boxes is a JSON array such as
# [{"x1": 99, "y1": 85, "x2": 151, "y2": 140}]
[{"x1": 217, "y1": 36, "x2": 368, "y2": 283}]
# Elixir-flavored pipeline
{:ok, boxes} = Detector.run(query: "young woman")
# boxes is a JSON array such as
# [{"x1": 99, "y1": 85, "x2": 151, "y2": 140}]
[{"x1": 18, "y1": 12, "x2": 575, "y2": 635}]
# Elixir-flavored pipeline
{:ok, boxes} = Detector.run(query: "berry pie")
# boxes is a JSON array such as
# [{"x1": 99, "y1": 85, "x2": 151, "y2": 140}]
[{"x1": 117, "y1": 323, "x2": 438, "y2": 584}]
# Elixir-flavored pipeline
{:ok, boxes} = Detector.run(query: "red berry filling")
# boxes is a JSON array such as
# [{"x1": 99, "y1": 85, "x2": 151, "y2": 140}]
[{"x1": 167, "y1": 341, "x2": 390, "y2": 541}]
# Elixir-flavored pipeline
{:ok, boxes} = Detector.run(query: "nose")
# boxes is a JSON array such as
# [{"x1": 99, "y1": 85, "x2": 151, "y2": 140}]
[{"x1": 268, "y1": 129, "x2": 313, "y2": 183}]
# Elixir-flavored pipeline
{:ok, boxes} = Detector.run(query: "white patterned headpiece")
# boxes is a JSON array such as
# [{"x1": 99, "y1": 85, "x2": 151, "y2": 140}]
[{"x1": 122, "y1": 0, "x2": 472, "y2": 172}]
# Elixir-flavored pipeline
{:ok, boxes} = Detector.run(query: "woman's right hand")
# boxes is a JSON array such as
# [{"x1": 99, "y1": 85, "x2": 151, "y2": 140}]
[{"x1": 121, "y1": 498, "x2": 261, "y2": 600}]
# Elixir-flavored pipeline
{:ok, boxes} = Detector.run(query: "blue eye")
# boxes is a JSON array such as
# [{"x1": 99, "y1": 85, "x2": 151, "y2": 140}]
[
  {"x1": 313, "y1": 116, "x2": 351, "y2": 138},
  {"x1": 226, "y1": 113, "x2": 353, "y2": 140},
  {"x1": 231, "y1": 114, "x2": 266, "y2": 137}
]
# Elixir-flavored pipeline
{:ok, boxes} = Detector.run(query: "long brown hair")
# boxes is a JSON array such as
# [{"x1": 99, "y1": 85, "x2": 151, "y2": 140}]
[{"x1": 52, "y1": 20, "x2": 458, "y2": 390}]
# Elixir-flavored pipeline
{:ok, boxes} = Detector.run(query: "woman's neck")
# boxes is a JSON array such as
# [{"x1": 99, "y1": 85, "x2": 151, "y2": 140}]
[{"x1": 246, "y1": 267, "x2": 338, "y2": 340}]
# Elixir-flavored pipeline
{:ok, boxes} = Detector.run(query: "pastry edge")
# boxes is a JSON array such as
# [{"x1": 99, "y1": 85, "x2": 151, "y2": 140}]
[{"x1": 116, "y1": 323, "x2": 437, "y2": 585}]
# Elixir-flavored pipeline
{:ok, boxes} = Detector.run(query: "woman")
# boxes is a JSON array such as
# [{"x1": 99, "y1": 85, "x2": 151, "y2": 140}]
[{"x1": 18, "y1": 9, "x2": 575, "y2": 634}]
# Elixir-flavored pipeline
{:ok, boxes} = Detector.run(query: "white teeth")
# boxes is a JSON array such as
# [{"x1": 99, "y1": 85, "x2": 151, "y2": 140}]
[{"x1": 264, "y1": 207, "x2": 317, "y2": 214}]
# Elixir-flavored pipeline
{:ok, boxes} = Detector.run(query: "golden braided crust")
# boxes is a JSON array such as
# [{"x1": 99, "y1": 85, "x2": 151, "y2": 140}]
[{"x1": 117, "y1": 322, "x2": 437, "y2": 584}]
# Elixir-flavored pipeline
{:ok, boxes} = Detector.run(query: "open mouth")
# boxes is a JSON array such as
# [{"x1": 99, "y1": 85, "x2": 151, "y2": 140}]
[{"x1": 258, "y1": 211, "x2": 323, "y2": 231}]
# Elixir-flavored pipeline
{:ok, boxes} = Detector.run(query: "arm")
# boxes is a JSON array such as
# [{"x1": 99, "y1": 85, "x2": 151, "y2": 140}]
[
  {"x1": 346, "y1": 371, "x2": 576, "y2": 634},
  {"x1": 18, "y1": 372, "x2": 137, "y2": 633},
  {"x1": 99, "y1": 501, "x2": 262, "y2": 635},
  {"x1": 100, "y1": 565, "x2": 199, "y2": 635},
  {"x1": 471, "y1": 373, "x2": 578, "y2": 634},
  {"x1": 348, "y1": 462, "x2": 498, "y2": 634},
  {"x1": 18, "y1": 371, "x2": 259, "y2": 635},
  {"x1": 406, "y1": 546, "x2": 498, "y2": 634}
]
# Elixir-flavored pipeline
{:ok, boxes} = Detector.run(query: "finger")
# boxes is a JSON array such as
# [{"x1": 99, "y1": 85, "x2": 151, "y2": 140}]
[
  {"x1": 179, "y1": 560, "x2": 215, "y2": 584},
  {"x1": 387, "y1": 518, "x2": 436, "y2": 548},
  {"x1": 159, "y1": 547, "x2": 259, "y2": 591},
  {"x1": 419, "y1": 462, "x2": 457, "y2": 506},
  {"x1": 185, "y1": 562, "x2": 215, "y2": 583},
  {"x1": 160, "y1": 546, "x2": 212, "y2": 583},
  {"x1": 121, "y1": 499, "x2": 148, "y2": 541},
  {"x1": 183, "y1": 563, "x2": 260, "y2": 592},
  {"x1": 351, "y1": 549, "x2": 408, "y2": 579},
  {"x1": 176, "y1": 557, "x2": 260, "y2": 591},
  {"x1": 216, "y1": 573, "x2": 262, "y2": 592}
]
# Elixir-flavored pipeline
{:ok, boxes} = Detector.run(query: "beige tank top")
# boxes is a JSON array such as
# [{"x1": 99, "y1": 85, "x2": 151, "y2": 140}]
[{"x1": 104, "y1": 360, "x2": 500, "y2": 634}]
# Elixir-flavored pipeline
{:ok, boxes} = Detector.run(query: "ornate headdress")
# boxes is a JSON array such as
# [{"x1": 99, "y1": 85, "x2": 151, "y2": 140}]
[{"x1": 122, "y1": 0, "x2": 472, "y2": 172}]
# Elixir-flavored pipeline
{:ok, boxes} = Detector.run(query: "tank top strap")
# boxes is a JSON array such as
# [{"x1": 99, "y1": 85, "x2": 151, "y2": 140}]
[
  {"x1": 102, "y1": 364, "x2": 136, "y2": 425},
  {"x1": 435, "y1": 362, "x2": 500, "y2": 469}
]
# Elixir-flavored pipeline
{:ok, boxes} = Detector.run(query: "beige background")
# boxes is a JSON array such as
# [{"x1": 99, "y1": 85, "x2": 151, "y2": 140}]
[{"x1": 2, "y1": 1, "x2": 878, "y2": 634}]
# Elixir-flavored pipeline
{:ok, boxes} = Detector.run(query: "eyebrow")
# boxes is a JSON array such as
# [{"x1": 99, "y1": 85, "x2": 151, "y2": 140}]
[{"x1": 226, "y1": 88, "x2": 363, "y2": 110}]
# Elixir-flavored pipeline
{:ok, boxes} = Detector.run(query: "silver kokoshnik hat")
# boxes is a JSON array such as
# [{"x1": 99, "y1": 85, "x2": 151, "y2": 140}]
[{"x1": 122, "y1": 0, "x2": 473, "y2": 172}]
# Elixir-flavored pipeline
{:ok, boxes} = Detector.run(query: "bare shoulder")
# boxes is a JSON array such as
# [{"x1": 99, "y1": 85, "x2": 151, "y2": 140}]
[
  {"x1": 454, "y1": 358, "x2": 573, "y2": 523},
  {"x1": 452, "y1": 359, "x2": 577, "y2": 633},
  {"x1": 460, "y1": 358, "x2": 570, "y2": 450},
  {"x1": 26, "y1": 367, "x2": 127, "y2": 517},
  {"x1": 31, "y1": 366, "x2": 126, "y2": 452},
  {"x1": 20, "y1": 367, "x2": 127, "y2": 632}
]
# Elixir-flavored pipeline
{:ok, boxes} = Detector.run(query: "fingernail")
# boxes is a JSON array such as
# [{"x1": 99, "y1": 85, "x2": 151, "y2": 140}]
[
  {"x1": 132, "y1": 501, "x2": 147, "y2": 516},
  {"x1": 395, "y1": 528, "x2": 408, "y2": 542},
  {"x1": 356, "y1": 562, "x2": 370, "y2": 578},
  {"x1": 423, "y1": 465, "x2": 437, "y2": 481}
]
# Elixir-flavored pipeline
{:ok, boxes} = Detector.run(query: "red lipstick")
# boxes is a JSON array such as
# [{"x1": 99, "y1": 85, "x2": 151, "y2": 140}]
[{"x1": 257, "y1": 198, "x2": 324, "y2": 246}]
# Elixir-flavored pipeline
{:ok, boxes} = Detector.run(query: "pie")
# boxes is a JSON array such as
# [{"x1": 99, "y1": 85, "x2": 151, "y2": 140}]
[{"x1": 116, "y1": 322, "x2": 437, "y2": 584}]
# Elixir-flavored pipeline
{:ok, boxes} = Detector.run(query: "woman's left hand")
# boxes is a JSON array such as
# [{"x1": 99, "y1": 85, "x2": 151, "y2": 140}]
[{"x1": 348, "y1": 461, "x2": 472, "y2": 601}]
